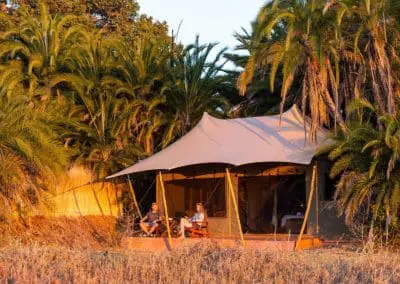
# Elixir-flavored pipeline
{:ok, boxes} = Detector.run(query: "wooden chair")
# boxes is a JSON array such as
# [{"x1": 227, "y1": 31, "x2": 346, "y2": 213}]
[{"x1": 186, "y1": 213, "x2": 210, "y2": 238}]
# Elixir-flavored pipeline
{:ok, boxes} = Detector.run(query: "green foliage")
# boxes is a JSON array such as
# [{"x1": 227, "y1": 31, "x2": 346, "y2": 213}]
[
  {"x1": 0, "y1": 99, "x2": 69, "y2": 216},
  {"x1": 163, "y1": 36, "x2": 230, "y2": 145},
  {"x1": 322, "y1": 99, "x2": 400, "y2": 226},
  {"x1": 237, "y1": 0, "x2": 400, "y2": 138},
  {"x1": 54, "y1": 29, "x2": 147, "y2": 178},
  {"x1": 131, "y1": 15, "x2": 169, "y2": 43},
  {"x1": 0, "y1": 12, "x2": 12, "y2": 32},
  {"x1": 14, "y1": 0, "x2": 86, "y2": 15},
  {"x1": 0, "y1": 2, "x2": 81, "y2": 100},
  {"x1": 0, "y1": 1, "x2": 229, "y2": 186}
]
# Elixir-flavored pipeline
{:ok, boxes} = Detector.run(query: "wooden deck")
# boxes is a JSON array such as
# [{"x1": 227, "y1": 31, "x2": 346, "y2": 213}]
[{"x1": 121, "y1": 234, "x2": 322, "y2": 252}]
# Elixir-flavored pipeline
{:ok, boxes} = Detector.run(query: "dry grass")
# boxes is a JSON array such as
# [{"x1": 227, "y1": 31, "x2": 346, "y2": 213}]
[
  {"x1": 0, "y1": 216, "x2": 118, "y2": 249},
  {"x1": 0, "y1": 241, "x2": 399, "y2": 283},
  {"x1": 0, "y1": 217, "x2": 399, "y2": 283}
]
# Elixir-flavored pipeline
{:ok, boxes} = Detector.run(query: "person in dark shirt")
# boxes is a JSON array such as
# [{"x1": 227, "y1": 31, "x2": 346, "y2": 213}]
[{"x1": 140, "y1": 202, "x2": 161, "y2": 236}]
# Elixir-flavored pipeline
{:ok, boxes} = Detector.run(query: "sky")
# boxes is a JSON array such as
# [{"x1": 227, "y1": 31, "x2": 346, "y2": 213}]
[{"x1": 137, "y1": 0, "x2": 265, "y2": 67}]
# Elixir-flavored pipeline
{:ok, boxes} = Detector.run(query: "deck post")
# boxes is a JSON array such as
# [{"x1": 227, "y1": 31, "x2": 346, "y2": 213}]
[
  {"x1": 158, "y1": 171, "x2": 172, "y2": 249},
  {"x1": 127, "y1": 175, "x2": 142, "y2": 219},
  {"x1": 295, "y1": 163, "x2": 317, "y2": 251},
  {"x1": 226, "y1": 168, "x2": 245, "y2": 247}
]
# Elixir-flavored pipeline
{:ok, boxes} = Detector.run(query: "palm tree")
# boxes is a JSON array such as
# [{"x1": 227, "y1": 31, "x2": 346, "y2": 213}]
[
  {"x1": 112, "y1": 38, "x2": 169, "y2": 99},
  {"x1": 110, "y1": 38, "x2": 171, "y2": 154},
  {"x1": 238, "y1": 0, "x2": 400, "y2": 137},
  {"x1": 0, "y1": 99, "x2": 69, "y2": 217},
  {"x1": 226, "y1": 26, "x2": 284, "y2": 116},
  {"x1": 54, "y1": 29, "x2": 146, "y2": 178},
  {"x1": 325, "y1": 0, "x2": 400, "y2": 115},
  {"x1": 0, "y1": 2, "x2": 81, "y2": 100},
  {"x1": 238, "y1": 0, "x2": 345, "y2": 139},
  {"x1": 163, "y1": 37, "x2": 230, "y2": 146},
  {"x1": 322, "y1": 99, "x2": 400, "y2": 229}
]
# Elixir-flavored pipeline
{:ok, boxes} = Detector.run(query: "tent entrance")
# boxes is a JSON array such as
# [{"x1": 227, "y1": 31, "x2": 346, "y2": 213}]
[
  {"x1": 163, "y1": 177, "x2": 226, "y2": 218},
  {"x1": 238, "y1": 175, "x2": 306, "y2": 234}
]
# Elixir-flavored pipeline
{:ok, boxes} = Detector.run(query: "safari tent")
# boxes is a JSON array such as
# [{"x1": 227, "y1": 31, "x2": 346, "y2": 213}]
[{"x1": 108, "y1": 105, "x2": 347, "y2": 246}]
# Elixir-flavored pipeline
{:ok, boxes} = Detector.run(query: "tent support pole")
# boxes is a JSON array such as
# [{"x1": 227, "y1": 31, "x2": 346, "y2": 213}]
[
  {"x1": 273, "y1": 187, "x2": 278, "y2": 236},
  {"x1": 227, "y1": 177, "x2": 232, "y2": 236},
  {"x1": 295, "y1": 164, "x2": 317, "y2": 251},
  {"x1": 159, "y1": 171, "x2": 172, "y2": 249},
  {"x1": 127, "y1": 175, "x2": 142, "y2": 219},
  {"x1": 315, "y1": 162, "x2": 320, "y2": 235},
  {"x1": 226, "y1": 168, "x2": 245, "y2": 247}
]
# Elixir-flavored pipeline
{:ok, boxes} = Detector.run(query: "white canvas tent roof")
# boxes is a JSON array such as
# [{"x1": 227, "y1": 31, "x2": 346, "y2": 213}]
[{"x1": 107, "y1": 105, "x2": 328, "y2": 179}]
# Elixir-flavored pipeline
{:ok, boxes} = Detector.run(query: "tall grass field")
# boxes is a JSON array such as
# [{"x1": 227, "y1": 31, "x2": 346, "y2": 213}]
[
  {"x1": 0, "y1": 217, "x2": 399, "y2": 283},
  {"x1": 0, "y1": 243, "x2": 399, "y2": 283}
]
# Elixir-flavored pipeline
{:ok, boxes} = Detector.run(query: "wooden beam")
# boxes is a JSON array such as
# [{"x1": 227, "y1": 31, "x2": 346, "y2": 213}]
[
  {"x1": 295, "y1": 164, "x2": 317, "y2": 251},
  {"x1": 226, "y1": 173, "x2": 232, "y2": 236},
  {"x1": 158, "y1": 172, "x2": 172, "y2": 249},
  {"x1": 162, "y1": 165, "x2": 307, "y2": 181},
  {"x1": 226, "y1": 168, "x2": 245, "y2": 246},
  {"x1": 315, "y1": 162, "x2": 320, "y2": 235}
]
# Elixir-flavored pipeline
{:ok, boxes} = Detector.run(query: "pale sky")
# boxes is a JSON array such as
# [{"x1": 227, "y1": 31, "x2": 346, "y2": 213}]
[{"x1": 137, "y1": 0, "x2": 265, "y2": 67}]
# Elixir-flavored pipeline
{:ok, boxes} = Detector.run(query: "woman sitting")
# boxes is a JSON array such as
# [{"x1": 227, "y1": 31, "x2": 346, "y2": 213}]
[{"x1": 179, "y1": 203, "x2": 205, "y2": 239}]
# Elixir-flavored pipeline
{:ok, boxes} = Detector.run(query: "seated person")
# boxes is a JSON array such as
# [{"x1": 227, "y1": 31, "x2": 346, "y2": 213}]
[
  {"x1": 140, "y1": 202, "x2": 161, "y2": 236},
  {"x1": 179, "y1": 203, "x2": 205, "y2": 239}
]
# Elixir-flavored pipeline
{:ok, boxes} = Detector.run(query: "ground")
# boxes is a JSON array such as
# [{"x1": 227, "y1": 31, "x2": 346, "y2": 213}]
[{"x1": 0, "y1": 217, "x2": 399, "y2": 283}]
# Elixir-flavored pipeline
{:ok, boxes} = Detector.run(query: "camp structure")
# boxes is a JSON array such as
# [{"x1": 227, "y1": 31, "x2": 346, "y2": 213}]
[
  {"x1": 108, "y1": 105, "x2": 348, "y2": 250},
  {"x1": 51, "y1": 166, "x2": 122, "y2": 217},
  {"x1": 28, "y1": 166, "x2": 123, "y2": 218}
]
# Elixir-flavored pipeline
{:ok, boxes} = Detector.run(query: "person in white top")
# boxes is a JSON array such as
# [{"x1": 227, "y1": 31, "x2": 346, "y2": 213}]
[{"x1": 179, "y1": 203, "x2": 205, "y2": 239}]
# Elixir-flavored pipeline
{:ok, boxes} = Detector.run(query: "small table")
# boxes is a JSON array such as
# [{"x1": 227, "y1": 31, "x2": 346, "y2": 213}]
[{"x1": 281, "y1": 214, "x2": 304, "y2": 227}]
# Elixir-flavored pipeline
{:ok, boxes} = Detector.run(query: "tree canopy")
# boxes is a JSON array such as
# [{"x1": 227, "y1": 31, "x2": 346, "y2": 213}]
[{"x1": 0, "y1": 1, "x2": 231, "y2": 216}]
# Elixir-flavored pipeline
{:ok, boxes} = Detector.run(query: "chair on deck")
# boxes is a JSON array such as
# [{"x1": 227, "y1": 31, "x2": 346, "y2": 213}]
[{"x1": 185, "y1": 212, "x2": 210, "y2": 238}]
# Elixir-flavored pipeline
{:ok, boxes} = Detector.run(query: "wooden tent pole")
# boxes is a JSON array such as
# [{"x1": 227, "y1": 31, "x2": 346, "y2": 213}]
[
  {"x1": 227, "y1": 177, "x2": 232, "y2": 236},
  {"x1": 226, "y1": 168, "x2": 245, "y2": 247},
  {"x1": 127, "y1": 176, "x2": 142, "y2": 219},
  {"x1": 273, "y1": 186, "x2": 278, "y2": 235},
  {"x1": 159, "y1": 171, "x2": 172, "y2": 249},
  {"x1": 315, "y1": 162, "x2": 320, "y2": 235},
  {"x1": 295, "y1": 164, "x2": 317, "y2": 251}
]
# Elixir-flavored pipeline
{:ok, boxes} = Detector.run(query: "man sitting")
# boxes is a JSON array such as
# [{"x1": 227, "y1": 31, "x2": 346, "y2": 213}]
[{"x1": 140, "y1": 202, "x2": 161, "y2": 236}]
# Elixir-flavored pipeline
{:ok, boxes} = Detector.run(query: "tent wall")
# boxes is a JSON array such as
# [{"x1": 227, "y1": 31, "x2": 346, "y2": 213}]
[
  {"x1": 311, "y1": 159, "x2": 349, "y2": 238},
  {"x1": 52, "y1": 182, "x2": 122, "y2": 217},
  {"x1": 38, "y1": 166, "x2": 122, "y2": 217},
  {"x1": 156, "y1": 161, "x2": 349, "y2": 238},
  {"x1": 157, "y1": 169, "x2": 240, "y2": 237},
  {"x1": 239, "y1": 174, "x2": 306, "y2": 233},
  {"x1": 305, "y1": 159, "x2": 349, "y2": 237},
  {"x1": 156, "y1": 164, "x2": 306, "y2": 237}
]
